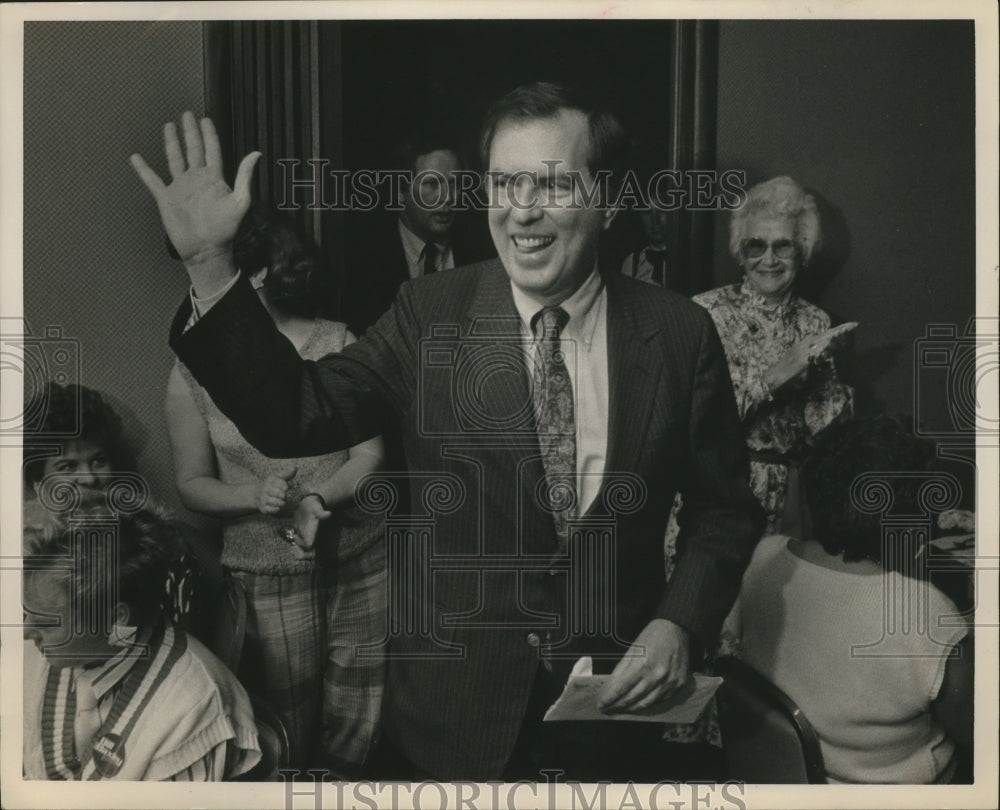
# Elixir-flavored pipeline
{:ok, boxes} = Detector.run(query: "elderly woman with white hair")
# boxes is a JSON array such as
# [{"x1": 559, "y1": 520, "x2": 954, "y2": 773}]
[
  {"x1": 691, "y1": 176, "x2": 854, "y2": 539},
  {"x1": 661, "y1": 178, "x2": 855, "y2": 754}
]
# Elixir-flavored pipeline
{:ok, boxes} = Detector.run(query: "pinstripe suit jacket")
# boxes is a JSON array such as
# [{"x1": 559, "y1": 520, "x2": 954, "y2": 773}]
[{"x1": 171, "y1": 259, "x2": 763, "y2": 779}]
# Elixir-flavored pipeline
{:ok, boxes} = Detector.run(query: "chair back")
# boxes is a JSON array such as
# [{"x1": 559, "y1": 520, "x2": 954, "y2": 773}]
[{"x1": 715, "y1": 655, "x2": 826, "y2": 784}]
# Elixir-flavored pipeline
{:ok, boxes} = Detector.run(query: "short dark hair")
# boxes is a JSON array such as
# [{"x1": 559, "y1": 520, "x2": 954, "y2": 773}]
[
  {"x1": 802, "y1": 415, "x2": 938, "y2": 567},
  {"x1": 23, "y1": 383, "x2": 131, "y2": 488},
  {"x1": 234, "y1": 207, "x2": 323, "y2": 319},
  {"x1": 24, "y1": 506, "x2": 180, "y2": 631},
  {"x1": 478, "y1": 81, "x2": 628, "y2": 190},
  {"x1": 390, "y1": 129, "x2": 463, "y2": 176}
]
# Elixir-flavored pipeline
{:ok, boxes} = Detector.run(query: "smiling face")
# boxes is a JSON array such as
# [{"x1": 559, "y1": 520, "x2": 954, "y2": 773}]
[
  {"x1": 488, "y1": 109, "x2": 617, "y2": 306},
  {"x1": 399, "y1": 149, "x2": 461, "y2": 244},
  {"x1": 740, "y1": 215, "x2": 800, "y2": 302}
]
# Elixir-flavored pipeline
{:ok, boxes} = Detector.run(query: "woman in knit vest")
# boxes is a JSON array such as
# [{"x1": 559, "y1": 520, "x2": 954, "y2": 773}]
[{"x1": 165, "y1": 208, "x2": 386, "y2": 776}]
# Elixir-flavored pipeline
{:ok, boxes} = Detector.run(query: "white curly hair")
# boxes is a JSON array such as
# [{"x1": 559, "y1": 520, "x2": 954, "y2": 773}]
[{"x1": 729, "y1": 176, "x2": 822, "y2": 266}]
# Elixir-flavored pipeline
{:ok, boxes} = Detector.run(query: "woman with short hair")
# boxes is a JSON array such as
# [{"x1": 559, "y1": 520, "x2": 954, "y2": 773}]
[
  {"x1": 23, "y1": 382, "x2": 134, "y2": 508},
  {"x1": 661, "y1": 178, "x2": 857, "y2": 752},
  {"x1": 22, "y1": 507, "x2": 260, "y2": 781},
  {"x1": 693, "y1": 175, "x2": 854, "y2": 538}
]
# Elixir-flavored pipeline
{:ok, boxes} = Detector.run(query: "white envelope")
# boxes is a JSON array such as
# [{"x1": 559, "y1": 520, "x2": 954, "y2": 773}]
[{"x1": 543, "y1": 656, "x2": 723, "y2": 724}]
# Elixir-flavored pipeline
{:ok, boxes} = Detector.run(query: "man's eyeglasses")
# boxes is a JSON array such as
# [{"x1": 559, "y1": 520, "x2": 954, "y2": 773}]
[{"x1": 741, "y1": 238, "x2": 797, "y2": 260}]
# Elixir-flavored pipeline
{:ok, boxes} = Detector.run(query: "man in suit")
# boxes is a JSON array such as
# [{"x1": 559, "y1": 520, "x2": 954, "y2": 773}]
[
  {"x1": 344, "y1": 133, "x2": 492, "y2": 334},
  {"x1": 131, "y1": 82, "x2": 763, "y2": 781}
]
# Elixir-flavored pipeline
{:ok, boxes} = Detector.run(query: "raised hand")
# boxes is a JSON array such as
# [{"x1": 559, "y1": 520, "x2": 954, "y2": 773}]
[
  {"x1": 130, "y1": 112, "x2": 260, "y2": 291},
  {"x1": 809, "y1": 321, "x2": 858, "y2": 361},
  {"x1": 765, "y1": 321, "x2": 858, "y2": 393}
]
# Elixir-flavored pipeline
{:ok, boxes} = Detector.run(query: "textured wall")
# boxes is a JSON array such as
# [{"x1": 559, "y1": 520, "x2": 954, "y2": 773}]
[
  {"x1": 24, "y1": 21, "x2": 207, "y2": 524},
  {"x1": 714, "y1": 20, "x2": 976, "y2": 426}
]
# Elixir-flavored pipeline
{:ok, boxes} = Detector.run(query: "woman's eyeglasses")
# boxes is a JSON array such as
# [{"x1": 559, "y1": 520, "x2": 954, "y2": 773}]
[{"x1": 741, "y1": 238, "x2": 797, "y2": 260}]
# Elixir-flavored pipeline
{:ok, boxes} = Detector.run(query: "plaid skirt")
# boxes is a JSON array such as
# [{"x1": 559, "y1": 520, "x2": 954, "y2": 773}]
[{"x1": 229, "y1": 539, "x2": 387, "y2": 776}]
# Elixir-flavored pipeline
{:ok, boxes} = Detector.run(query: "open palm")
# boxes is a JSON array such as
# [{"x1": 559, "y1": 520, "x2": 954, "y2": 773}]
[{"x1": 130, "y1": 111, "x2": 260, "y2": 264}]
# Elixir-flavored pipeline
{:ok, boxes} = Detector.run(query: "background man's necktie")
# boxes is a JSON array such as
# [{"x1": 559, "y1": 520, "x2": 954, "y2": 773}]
[
  {"x1": 531, "y1": 306, "x2": 576, "y2": 554},
  {"x1": 422, "y1": 242, "x2": 439, "y2": 275},
  {"x1": 646, "y1": 248, "x2": 666, "y2": 286}
]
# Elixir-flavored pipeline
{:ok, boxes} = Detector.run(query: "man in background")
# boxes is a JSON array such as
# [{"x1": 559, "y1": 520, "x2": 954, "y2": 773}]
[{"x1": 344, "y1": 132, "x2": 491, "y2": 333}]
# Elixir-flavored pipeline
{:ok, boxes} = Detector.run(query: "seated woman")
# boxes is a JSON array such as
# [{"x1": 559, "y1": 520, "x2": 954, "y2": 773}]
[
  {"x1": 22, "y1": 507, "x2": 260, "y2": 781},
  {"x1": 165, "y1": 208, "x2": 386, "y2": 776},
  {"x1": 732, "y1": 416, "x2": 972, "y2": 784},
  {"x1": 23, "y1": 382, "x2": 204, "y2": 635},
  {"x1": 23, "y1": 382, "x2": 134, "y2": 514}
]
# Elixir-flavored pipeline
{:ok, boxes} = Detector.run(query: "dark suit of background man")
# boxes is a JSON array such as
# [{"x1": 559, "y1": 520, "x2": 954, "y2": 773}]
[
  {"x1": 344, "y1": 134, "x2": 492, "y2": 334},
  {"x1": 131, "y1": 82, "x2": 763, "y2": 782}
]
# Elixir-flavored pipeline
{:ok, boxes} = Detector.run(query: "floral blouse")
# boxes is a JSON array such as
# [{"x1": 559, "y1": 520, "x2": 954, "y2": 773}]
[
  {"x1": 664, "y1": 277, "x2": 854, "y2": 580},
  {"x1": 694, "y1": 279, "x2": 853, "y2": 452},
  {"x1": 692, "y1": 279, "x2": 853, "y2": 535}
]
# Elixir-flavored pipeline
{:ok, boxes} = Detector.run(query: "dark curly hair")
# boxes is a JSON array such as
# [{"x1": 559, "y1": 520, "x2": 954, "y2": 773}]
[
  {"x1": 23, "y1": 383, "x2": 133, "y2": 488},
  {"x1": 233, "y1": 207, "x2": 323, "y2": 319},
  {"x1": 24, "y1": 506, "x2": 180, "y2": 632},
  {"x1": 802, "y1": 415, "x2": 938, "y2": 567}
]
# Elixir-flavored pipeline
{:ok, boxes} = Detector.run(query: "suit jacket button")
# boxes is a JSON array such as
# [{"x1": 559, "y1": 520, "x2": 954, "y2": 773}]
[{"x1": 526, "y1": 632, "x2": 541, "y2": 647}]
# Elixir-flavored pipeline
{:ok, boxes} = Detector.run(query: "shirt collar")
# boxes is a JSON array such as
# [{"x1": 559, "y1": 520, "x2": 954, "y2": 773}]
[
  {"x1": 739, "y1": 275, "x2": 795, "y2": 314},
  {"x1": 77, "y1": 624, "x2": 151, "y2": 701},
  {"x1": 398, "y1": 219, "x2": 448, "y2": 263},
  {"x1": 509, "y1": 266, "x2": 605, "y2": 351}
]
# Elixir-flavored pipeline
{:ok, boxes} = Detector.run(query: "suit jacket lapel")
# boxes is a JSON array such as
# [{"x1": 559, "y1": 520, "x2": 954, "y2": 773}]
[
  {"x1": 462, "y1": 265, "x2": 549, "y2": 537},
  {"x1": 597, "y1": 273, "x2": 663, "y2": 514},
  {"x1": 463, "y1": 262, "x2": 539, "y2": 445}
]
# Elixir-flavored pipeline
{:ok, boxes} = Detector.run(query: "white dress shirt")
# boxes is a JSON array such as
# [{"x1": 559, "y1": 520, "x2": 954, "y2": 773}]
[{"x1": 398, "y1": 220, "x2": 454, "y2": 279}]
